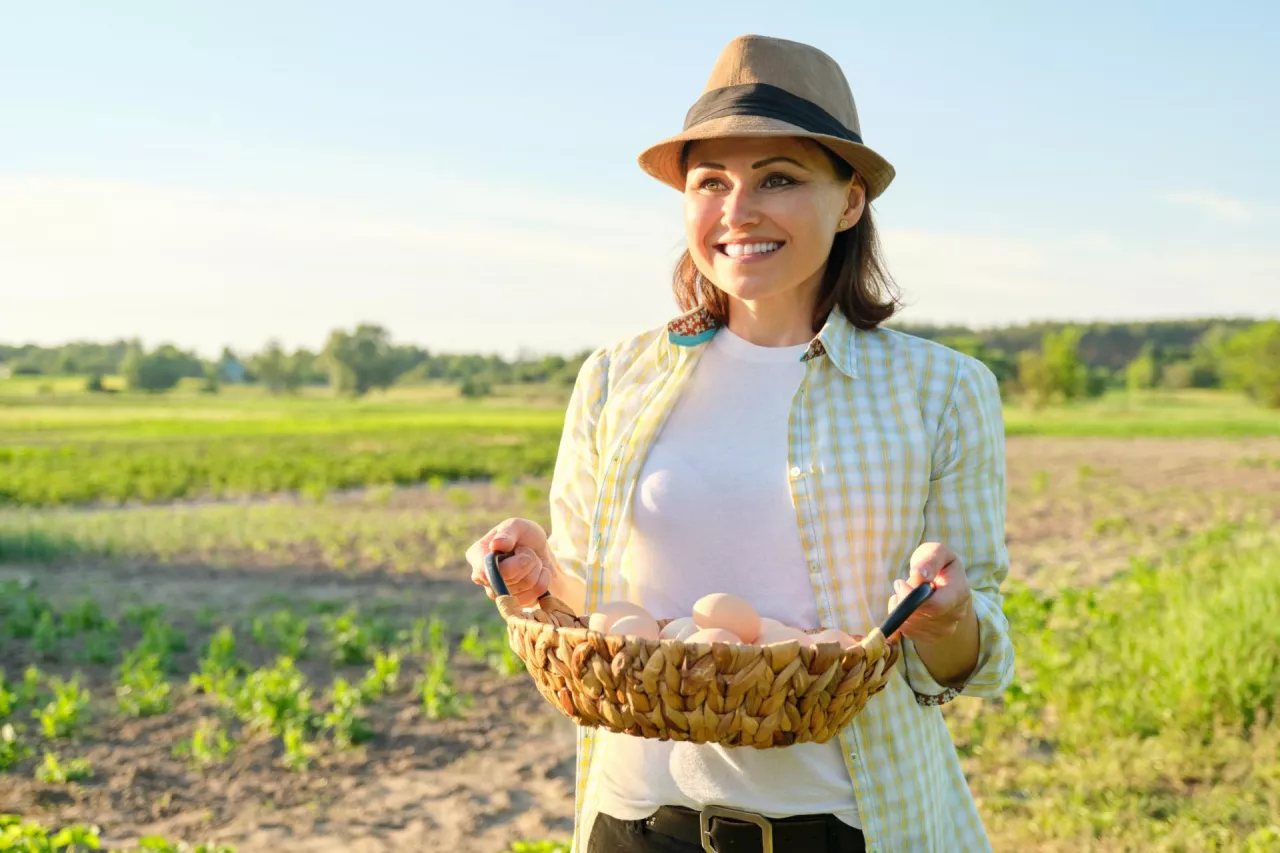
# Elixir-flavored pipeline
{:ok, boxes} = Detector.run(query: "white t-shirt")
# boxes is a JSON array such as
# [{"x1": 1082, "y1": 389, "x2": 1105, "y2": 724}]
[{"x1": 594, "y1": 325, "x2": 861, "y2": 829}]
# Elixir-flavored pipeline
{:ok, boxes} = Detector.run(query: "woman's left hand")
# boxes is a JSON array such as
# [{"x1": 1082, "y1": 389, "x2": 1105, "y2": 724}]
[{"x1": 886, "y1": 542, "x2": 973, "y2": 644}]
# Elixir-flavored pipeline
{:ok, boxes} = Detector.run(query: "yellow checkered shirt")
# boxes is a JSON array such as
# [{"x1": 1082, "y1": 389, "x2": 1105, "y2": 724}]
[{"x1": 546, "y1": 305, "x2": 1015, "y2": 853}]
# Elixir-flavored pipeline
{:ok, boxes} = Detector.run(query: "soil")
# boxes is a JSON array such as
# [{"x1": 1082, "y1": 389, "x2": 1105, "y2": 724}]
[{"x1": 1, "y1": 436, "x2": 1276, "y2": 852}]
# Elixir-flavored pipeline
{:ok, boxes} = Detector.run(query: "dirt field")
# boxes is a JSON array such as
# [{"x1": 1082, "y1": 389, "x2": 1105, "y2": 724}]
[{"x1": 1, "y1": 436, "x2": 1277, "y2": 852}]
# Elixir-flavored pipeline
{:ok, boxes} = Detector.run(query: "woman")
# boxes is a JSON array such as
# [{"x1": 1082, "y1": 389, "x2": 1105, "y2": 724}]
[{"x1": 466, "y1": 34, "x2": 1014, "y2": 853}]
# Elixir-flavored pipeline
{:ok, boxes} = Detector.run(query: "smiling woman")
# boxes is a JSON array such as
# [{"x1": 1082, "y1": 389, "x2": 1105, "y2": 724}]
[
  {"x1": 671, "y1": 136, "x2": 899, "y2": 342},
  {"x1": 466, "y1": 33, "x2": 1015, "y2": 853}
]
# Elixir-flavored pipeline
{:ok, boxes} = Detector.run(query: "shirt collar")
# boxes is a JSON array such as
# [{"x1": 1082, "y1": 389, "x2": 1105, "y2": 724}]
[{"x1": 664, "y1": 305, "x2": 860, "y2": 379}]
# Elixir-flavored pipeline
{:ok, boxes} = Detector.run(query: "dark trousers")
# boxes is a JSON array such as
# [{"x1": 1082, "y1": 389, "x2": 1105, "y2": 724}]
[{"x1": 587, "y1": 810, "x2": 867, "y2": 853}]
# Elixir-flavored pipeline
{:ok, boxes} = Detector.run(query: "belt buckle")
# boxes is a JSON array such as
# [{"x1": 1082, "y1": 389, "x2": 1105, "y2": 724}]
[{"x1": 699, "y1": 804, "x2": 774, "y2": 853}]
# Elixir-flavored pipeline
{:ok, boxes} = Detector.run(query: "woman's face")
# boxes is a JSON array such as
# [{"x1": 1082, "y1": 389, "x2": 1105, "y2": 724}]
[{"x1": 683, "y1": 136, "x2": 865, "y2": 309}]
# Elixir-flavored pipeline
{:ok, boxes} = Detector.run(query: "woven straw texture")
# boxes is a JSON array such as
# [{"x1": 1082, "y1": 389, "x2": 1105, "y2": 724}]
[{"x1": 495, "y1": 592, "x2": 901, "y2": 748}]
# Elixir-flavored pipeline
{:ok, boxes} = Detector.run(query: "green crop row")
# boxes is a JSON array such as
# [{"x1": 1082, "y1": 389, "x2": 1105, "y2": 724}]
[{"x1": 0, "y1": 427, "x2": 560, "y2": 507}]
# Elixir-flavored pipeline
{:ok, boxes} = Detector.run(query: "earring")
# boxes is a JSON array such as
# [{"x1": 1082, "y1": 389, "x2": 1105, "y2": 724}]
[{"x1": 838, "y1": 219, "x2": 848, "y2": 229}]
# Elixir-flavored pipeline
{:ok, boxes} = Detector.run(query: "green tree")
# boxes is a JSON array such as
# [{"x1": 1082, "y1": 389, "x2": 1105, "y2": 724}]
[
  {"x1": 1215, "y1": 321, "x2": 1280, "y2": 407},
  {"x1": 1017, "y1": 327, "x2": 1090, "y2": 407},
  {"x1": 1125, "y1": 342, "x2": 1160, "y2": 392},
  {"x1": 322, "y1": 324, "x2": 405, "y2": 396},
  {"x1": 253, "y1": 340, "x2": 291, "y2": 394},
  {"x1": 120, "y1": 341, "x2": 193, "y2": 393}
]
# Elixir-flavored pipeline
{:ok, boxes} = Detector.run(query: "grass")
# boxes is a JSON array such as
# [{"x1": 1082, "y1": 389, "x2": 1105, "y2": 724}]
[
  {"x1": 1002, "y1": 388, "x2": 1280, "y2": 438},
  {"x1": 951, "y1": 521, "x2": 1280, "y2": 851},
  {"x1": 0, "y1": 483, "x2": 547, "y2": 575},
  {"x1": 2, "y1": 385, "x2": 1277, "y2": 508}
]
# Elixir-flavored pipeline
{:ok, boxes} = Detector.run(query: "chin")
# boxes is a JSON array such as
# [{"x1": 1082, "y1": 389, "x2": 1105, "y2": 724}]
[{"x1": 712, "y1": 272, "x2": 796, "y2": 303}]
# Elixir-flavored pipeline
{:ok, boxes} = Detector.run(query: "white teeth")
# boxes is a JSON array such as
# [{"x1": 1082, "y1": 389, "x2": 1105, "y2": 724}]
[{"x1": 723, "y1": 241, "x2": 780, "y2": 257}]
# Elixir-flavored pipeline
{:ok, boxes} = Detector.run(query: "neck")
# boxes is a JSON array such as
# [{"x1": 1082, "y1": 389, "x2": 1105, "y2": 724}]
[{"x1": 724, "y1": 285, "x2": 821, "y2": 348}]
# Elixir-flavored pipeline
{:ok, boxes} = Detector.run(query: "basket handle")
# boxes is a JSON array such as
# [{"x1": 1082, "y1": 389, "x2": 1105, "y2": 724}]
[
  {"x1": 483, "y1": 550, "x2": 551, "y2": 601},
  {"x1": 879, "y1": 580, "x2": 935, "y2": 639}
]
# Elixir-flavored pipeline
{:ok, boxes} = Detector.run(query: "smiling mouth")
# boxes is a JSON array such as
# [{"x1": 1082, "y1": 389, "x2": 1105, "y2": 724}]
[{"x1": 716, "y1": 240, "x2": 785, "y2": 259}]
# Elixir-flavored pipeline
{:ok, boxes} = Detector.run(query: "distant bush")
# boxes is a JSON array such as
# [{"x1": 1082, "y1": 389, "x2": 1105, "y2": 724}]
[{"x1": 459, "y1": 376, "x2": 493, "y2": 399}]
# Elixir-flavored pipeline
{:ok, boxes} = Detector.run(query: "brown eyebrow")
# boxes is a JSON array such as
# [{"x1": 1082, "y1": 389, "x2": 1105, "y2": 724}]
[{"x1": 691, "y1": 156, "x2": 812, "y2": 172}]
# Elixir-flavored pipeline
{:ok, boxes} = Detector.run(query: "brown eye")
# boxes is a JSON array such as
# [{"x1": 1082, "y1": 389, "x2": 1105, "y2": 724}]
[
  {"x1": 699, "y1": 177, "x2": 726, "y2": 191},
  {"x1": 762, "y1": 173, "x2": 796, "y2": 188}
]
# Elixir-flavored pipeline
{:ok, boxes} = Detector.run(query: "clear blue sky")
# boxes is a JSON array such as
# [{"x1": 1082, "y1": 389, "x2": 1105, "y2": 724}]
[{"x1": 2, "y1": 0, "x2": 1276, "y2": 357}]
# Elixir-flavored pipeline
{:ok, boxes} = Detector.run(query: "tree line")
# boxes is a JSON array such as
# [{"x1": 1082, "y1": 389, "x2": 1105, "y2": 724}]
[{"x1": 2, "y1": 316, "x2": 1276, "y2": 407}]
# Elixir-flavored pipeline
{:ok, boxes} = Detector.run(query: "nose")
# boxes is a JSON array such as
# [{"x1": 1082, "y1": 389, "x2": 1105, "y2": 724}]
[{"x1": 721, "y1": 184, "x2": 761, "y2": 231}]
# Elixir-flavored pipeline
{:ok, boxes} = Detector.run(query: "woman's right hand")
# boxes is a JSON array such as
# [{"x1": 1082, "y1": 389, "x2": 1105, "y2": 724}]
[{"x1": 465, "y1": 517, "x2": 554, "y2": 607}]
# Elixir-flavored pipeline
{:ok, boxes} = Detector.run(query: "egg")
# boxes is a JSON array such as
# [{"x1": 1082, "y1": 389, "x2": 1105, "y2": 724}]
[
  {"x1": 692, "y1": 593, "x2": 761, "y2": 643},
  {"x1": 659, "y1": 616, "x2": 698, "y2": 641},
  {"x1": 808, "y1": 628, "x2": 857, "y2": 650},
  {"x1": 685, "y1": 627, "x2": 743, "y2": 645},
  {"x1": 758, "y1": 617, "x2": 789, "y2": 634},
  {"x1": 753, "y1": 623, "x2": 811, "y2": 646},
  {"x1": 588, "y1": 601, "x2": 653, "y2": 634},
  {"x1": 609, "y1": 614, "x2": 660, "y2": 641}
]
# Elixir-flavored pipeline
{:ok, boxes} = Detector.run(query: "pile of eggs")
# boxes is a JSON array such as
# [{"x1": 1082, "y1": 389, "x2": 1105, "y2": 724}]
[{"x1": 586, "y1": 593, "x2": 856, "y2": 650}]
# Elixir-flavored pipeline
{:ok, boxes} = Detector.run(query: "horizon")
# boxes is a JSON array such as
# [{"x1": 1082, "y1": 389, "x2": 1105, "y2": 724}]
[{"x1": 3, "y1": 1, "x2": 1277, "y2": 359}]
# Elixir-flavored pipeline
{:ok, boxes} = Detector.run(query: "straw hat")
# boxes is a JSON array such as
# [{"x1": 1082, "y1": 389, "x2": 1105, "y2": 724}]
[{"x1": 638, "y1": 34, "x2": 895, "y2": 200}]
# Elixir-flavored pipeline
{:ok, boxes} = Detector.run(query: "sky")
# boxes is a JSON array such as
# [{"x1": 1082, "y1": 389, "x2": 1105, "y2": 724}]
[{"x1": 1, "y1": 0, "x2": 1277, "y2": 358}]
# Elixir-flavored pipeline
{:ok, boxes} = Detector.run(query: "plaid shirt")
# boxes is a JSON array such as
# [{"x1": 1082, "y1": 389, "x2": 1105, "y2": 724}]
[{"x1": 547, "y1": 305, "x2": 1015, "y2": 853}]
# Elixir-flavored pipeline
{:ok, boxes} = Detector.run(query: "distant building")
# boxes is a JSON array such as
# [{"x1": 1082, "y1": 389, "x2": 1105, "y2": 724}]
[
  {"x1": 219, "y1": 356, "x2": 248, "y2": 384},
  {"x1": 0, "y1": 363, "x2": 11, "y2": 380}
]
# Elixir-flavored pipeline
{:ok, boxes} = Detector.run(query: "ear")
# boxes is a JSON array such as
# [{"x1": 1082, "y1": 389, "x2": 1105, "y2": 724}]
[{"x1": 839, "y1": 179, "x2": 867, "y2": 230}]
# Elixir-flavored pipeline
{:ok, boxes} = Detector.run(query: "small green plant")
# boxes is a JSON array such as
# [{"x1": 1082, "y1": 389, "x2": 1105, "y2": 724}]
[
  {"x1": 0, "y1": 673, "x2": 16, "y2": 718},
  {"x1": 420, "y1": 654, "x2": 469, "y2": 721},
  {"x1": 190, "y1": 627, "x2": 245, "y2": 700},
  {"x1": 459, "y1": 622, "x2": 523, "y2": 677},
  {"x1": 280, "y1": 719, "x2": 315, "y2": 772},
  {"x1": 35, "y1": 750, "x2": 93, "y2": 783},
  {"x1": 358, "y1": 651, "x2": 401, "y2": 700},
  {"x1": 232, "y1": 656, "x2": 314, "y2": 737},
  {"x1": 116, "y1": 651, "x2": 171, "y2": 717},
  {"x1": 0, "y1": 816, "x2": 104, "y2": 849},
  {"x1": 20, "y1": 667, "x2": 43, "y2": 706},
  {"x1": 0, "y1": 723, "x2": 32, "y2": 770},
  {"x1": 1, "y1": 589, "x2": 52, "y2": 639},
  {"x1": 324, "y1": 608, "x2": 373, "y2": 665},
  {"x1": 78, "y1": 628, "x2": 121, "y2": 665},
  {"x1": 32, "y1": 676, "x2": 90, "y2": 739},
  {"x1": 173, "y1": 719, "x2": 235, "y2": 769},
  {"x1": 31, "y1": 611, "x2": 61, "y2": 660},
  {"x1": 251, "y1": 609, "x2": 310, "y2": 658},
  {"x1": 62, "y1": 598, "x2": 111, "y2": 634},
  {"x1": 322, "y1": 677, "x2": 373, "y2": 749}
]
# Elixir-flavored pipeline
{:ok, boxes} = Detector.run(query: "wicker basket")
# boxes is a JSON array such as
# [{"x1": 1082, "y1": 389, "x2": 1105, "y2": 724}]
[{"x1": 484, "y1": 552, "x2": 933, "y2": 748}]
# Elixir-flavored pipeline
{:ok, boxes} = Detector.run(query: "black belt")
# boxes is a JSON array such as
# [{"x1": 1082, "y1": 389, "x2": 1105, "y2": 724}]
[{"x1": 644, "y1": 804, "x2": 866, "y2": 853}]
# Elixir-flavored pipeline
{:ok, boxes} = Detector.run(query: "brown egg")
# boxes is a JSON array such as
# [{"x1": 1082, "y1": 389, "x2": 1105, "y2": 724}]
[
  {"x1": 609, "y1": 614, "x2": 660, "y2": 641},
  {"x1": 588, "y1": 601, "x2": 653, "y2": 634},
  {"x1": 692, "y1": 593, "x2": 761, "y2": 643},
  {"x1": 758, "y1": 617, "x2": 788, "y2": 634},
  {"x1": 659, "y1": 616, "x2": 698, "y2": 641},
  {"x1": 808, "y1": 628, "x2": 857, "y2": 650},
  {"x1": 685, "y1": 627, "x2": 743, "y2": 645},
  {"x1": 753, "y1": 623, "x2": 811, "y2": 646}
]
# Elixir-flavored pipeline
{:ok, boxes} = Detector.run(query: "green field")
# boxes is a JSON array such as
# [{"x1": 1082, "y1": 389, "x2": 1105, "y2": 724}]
[
  {"x1": 2, "y1": 379, "x2": 1279, "y2": 851},
  {"x1": 3, "y1": 382, "x2": 1278, "y2": 508}
]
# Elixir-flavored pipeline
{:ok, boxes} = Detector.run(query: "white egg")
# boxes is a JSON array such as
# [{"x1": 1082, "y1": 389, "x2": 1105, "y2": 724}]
[
  {"x1": 609, "y1": 614, "x2": 660, "y2": 641},
  {"x1": 692, "y1": 593, "x2": 761, "y2": 643},
  {"x1": 588, "y1": 601, "x2": 653, "y2": 634},
  {"x1": 659, "y1": 616, "x2": 698, "y2": 641}
]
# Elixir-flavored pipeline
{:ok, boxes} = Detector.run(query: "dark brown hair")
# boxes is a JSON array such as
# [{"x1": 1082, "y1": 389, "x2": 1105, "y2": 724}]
[{"x1": 673, "y1": 139, "x2": 900, "y2": 332}]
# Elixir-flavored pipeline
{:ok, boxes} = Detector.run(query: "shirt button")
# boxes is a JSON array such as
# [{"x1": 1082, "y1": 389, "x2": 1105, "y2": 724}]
[{"x1": 789, "y1": 466, "x2": 802, "y2": 478}]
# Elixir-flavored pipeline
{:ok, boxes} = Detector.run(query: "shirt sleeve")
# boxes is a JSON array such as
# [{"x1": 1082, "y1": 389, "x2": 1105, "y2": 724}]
[
  {"x1": 900, "y1": 355, "x2": 1016, "y2": 706},
  {"x1": 545, "y1": 348, "x2": 610, "y2": 617}
]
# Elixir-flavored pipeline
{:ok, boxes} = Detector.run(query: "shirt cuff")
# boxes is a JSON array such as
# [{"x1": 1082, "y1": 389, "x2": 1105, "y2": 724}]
[{"x1": 900, "y1": 593, "x2": 993, "y2": 706}]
